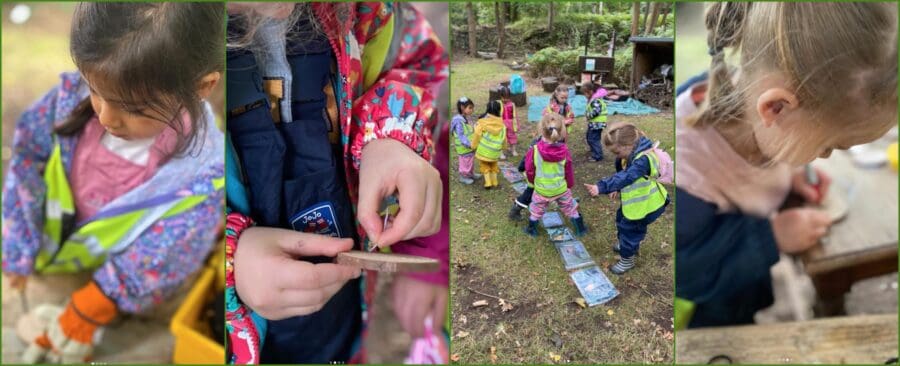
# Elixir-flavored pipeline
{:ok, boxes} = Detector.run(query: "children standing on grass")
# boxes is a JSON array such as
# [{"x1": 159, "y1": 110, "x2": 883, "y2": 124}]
[
  {"x1": 452, "y1": 97, "x2": 478, "y2": 185},
  {"x1": 585, "y1": 122, "x2": 668, "y2": 275},
  {"x1": 524, "y1": 114, "x2": 587, "y2": 237},
  {"x1": 582, "y1": 82, "x2": 608, "y2": 162},
  {"x1": 543, "y1": 85, "x2": 576, "y2": 135},
  {"x1": 498, "y1": 86, "x2": 519, "y2": 159},
  {"x1": 472, "y1": 100, "x2": 507, "y2": 189}
]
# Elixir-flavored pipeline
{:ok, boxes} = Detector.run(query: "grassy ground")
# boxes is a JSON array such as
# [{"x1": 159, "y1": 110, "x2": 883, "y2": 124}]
[{"x1": 449, "y1": 58, "x2": 675, "y2": 364}]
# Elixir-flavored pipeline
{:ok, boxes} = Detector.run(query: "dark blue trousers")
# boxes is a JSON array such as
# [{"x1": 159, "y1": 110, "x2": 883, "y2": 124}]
[{"x1": 616, "y1": 200, "x2": 668, "y2": 258}]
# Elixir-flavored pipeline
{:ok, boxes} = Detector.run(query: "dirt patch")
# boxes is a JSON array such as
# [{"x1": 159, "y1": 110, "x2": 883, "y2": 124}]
[{"x1": 454, "y1": 263, "x2": 541, "y2": 325}]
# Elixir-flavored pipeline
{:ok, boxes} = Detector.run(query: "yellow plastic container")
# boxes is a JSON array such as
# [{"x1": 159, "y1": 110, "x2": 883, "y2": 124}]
[
  {"x1": 887, "y1": 142, "x2": 898, "y2": 171},
  {"x1": 169, "y1": 266, "x2": 225, "y2": 364}
]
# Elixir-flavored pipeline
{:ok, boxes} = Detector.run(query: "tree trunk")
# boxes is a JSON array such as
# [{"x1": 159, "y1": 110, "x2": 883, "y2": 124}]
[
  {"x1": 660, "y1": 3, "x2": 671, "y2": 31},
  {"x1": 645, "y1": 2, "x2": 660, "y2": 35},
  {"x1": 467, "y1": 2, "x2": 477, "y2": 57},
  {"x1": 497, "y1": 2, "x2": 505, "y2": 59},
  {"x1": 548, "y1": 2, "x2": 555, "y2": 33},
  {"x1": 630, "y1": 2, "x2": 640, "y2": 36},
  {"x1": 640, "y1": 2, "x2": 650, "y2": 35},
  {"x1": 597, "y1": 2, "x2": 603, "y2": 15},
  {"x1": 503, "y1": 2, "x2": 512, "y2": 23}
]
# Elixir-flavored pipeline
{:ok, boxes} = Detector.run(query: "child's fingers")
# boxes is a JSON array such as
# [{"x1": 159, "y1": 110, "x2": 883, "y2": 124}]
[
  {"x1": 405, "y1": 180, "x2": 442, "y2": 241},
  {"x1": 278, "y1": 233, "x2": 354, "y2": 258},
  {"x1": 356, "y1": 182, "x2": 388, "y2": 246},
  {"x1": 380, "y1": 179, "x2": 427, "y2": 246},
  {"x1": 278, "y1": 262, "x2": 361, "y2": 291}
]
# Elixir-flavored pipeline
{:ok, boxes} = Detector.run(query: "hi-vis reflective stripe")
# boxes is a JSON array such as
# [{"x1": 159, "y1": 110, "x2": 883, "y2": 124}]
[
  {"x1": 621, "y1": 185, "x2": 661, "y2": 205},
  {"x1": 621, "y1": 180, "x2": 653, "y2": 194},
  {"x1": 42, "y1": 143, "x2": 75, "y2": 247}
]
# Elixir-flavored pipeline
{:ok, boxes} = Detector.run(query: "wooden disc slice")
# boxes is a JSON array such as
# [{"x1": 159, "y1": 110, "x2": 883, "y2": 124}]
[
  {"x1": 15, "y1": 313, "x2": 43, "y2": 344},
  {"x1": 335, "y1": 251, "x2": 440, "y2": 273},
  {"x1": 818, "y1": 187, "x2": 849, "y2": 222}
]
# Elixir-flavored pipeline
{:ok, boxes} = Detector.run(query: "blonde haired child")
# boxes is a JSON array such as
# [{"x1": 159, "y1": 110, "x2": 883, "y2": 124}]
[
  {"x1": 525, "y1": 114, "x2": 587, "y2": 237},
  {"x1": 675, "y1": 2, "x2": 897, "y2": 328},
  {"x1": 543, "y1": 85, "x2": 576, "y2": 134},
  {"x1": 471, "y1": 100, "x2": 507, "y2": 189},
  {"x1": 585, "y1": 122, "x2": 668, "y2": 274}
]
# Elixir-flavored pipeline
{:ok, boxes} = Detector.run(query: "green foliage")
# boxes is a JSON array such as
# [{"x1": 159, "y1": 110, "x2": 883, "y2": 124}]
[
  {"x1": 527, "y1": 47, "x2": 583, "y2": 81},
  {"x1": 613, "y1": 44, "x2": 634, "y2": 87}
]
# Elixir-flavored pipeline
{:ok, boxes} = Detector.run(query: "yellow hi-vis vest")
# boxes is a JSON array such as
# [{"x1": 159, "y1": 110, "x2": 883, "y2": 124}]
[
  {"x1": 454, "y1": 122, "x2": 474, "y2": 155},
  {"x1": 533, "y1": 145, "x2": 567, "y2": 197},
  {"x1": 620, "y1": 150, "x2": 668, "y2": 220},
  {"x1": 588, "y1": 97, "x2": 608, "y2": 125},
  {"x1": 475, "y1": 127, "x2": 505, "y2": 161},
  {"x1": 35, "y1": 141, "x2": 224, "y2": 274}
]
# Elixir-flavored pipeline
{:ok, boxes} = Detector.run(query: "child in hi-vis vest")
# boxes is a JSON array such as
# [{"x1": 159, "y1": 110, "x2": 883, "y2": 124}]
[
  {"x1": 471, "y1": 100, "x2": 507, "y2": 189},
  {"x1": 452, "y1": 96, "x2": 478, "y2": 185},
  {"x1": 498, "y1": 86, "x2": 519, "y2": 158},
  {"x1": 2, "y1": 3, "x2": 224, "y2": 363},
  {"x1": 543, "y1": 85, "x2": 575, "y2": 135},
  {"x1": 524, "y1": 114, "x2": 587, "y2": 237},
  {"x1": 585, "y1": 122, "x2": 668, "y2": 275},
  {"x1": 582, "y1": 82, "x2": 608, "y2": 162}
]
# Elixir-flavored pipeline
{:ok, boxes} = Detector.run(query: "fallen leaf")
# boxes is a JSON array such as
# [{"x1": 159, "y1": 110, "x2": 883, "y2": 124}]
[
  {"x1": 456, "y1": 331, "x2": 470, "y2": 339},
  {"x1": 607, "y1": 309, "x2": 615, "y2": 316},
  {"x1": 633, "y1": 319, "x2": 642, "y2": 325},
  {"x1": 490, "y1": 346, "x2": 498, "y2": 364},
  {"x1": 574, "y1": 298, "x2": 587, "y2": 308},
  {"x1": 515, "y1": 340, "x2": 521, "y2": 347},
  {"x1": 549, "y1": 352, "x2": 562, "y2": 362},
  {"x1": 460, "y1": 315, "x2": 468, "y2": 324},
  {"x1": 480, "y1": 313, "x2": 490, "y2": 320},
  {"x1": 662, "y1": 331, "x2": 674, "y2": 340},
  {"x1": 473, "y1": 300, "x2": 489, "y2": 307},
  {"x1": 499, "y1": 298, "x2": 514, "y2": 312},
  {"x1": 450, "y1": 354, "x2": 460, "y2": 362}
]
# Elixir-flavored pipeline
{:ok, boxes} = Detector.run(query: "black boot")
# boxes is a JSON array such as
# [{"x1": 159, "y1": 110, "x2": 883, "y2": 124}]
[
  {"x1": 572, "y1": 216, "x2": 588, "y2": 237},
  {"x1": 508, "y1": 203, "x2": 523, "y2": 221},
  {"x1": 524, "y1": 219, "x2": 539, "y2": 237}
]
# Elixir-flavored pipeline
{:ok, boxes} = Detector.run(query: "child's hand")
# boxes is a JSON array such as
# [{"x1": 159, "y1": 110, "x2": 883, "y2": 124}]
[
  {"x1": 583, "y1": 183, "x2": 600, "y2": 196},
  {"x1": 358, "y1": 139, "x2": 442, "y2": 248},
  {"x1": 608, "y1": 191, "x2": 620, "y2": 201},
  {"x1": 771, "y1": 208, "x2": 833, "y2": 254},
  {"x1": 5, "y1": 273, "x2": 27, "y2": 291},
  {"x1": 233, "y1": 227, "x2": 361, "y2": 320},
  {"x1": 792, "y1": 167, "x2": 832, "y2": 204},
  {"x1": 391, "y1": 275, "x2": 447, "y2": 338}
]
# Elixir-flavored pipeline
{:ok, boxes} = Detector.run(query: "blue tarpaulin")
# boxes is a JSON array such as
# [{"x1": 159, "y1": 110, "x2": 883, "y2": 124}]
[{"x1": 527, "y1": 95, "x2": 660, "y2": 122}]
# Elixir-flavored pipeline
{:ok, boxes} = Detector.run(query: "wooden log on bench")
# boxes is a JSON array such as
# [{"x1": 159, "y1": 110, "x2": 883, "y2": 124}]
[{"x1": 676, "y1": 314, "x2": 898, "y2": 364}]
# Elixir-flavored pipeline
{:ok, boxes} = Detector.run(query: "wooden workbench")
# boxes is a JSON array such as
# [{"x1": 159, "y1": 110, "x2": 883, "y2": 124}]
[
  {"x1": 803, "y1": 150, "x2": 898, "y2": 315},
  {"x1": 676, "y1": 314, "x2": 898, "y2": 364}
]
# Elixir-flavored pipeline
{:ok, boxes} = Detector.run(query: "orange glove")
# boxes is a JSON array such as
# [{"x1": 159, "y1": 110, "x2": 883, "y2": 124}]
[{"x1": 23, "y1": 282, "x2": 117, "y2": 364}]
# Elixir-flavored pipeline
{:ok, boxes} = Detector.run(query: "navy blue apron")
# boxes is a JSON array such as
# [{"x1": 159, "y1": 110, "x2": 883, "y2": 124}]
[{"x1": 226, "y1": 16, "x2": 361, "y2": 364}]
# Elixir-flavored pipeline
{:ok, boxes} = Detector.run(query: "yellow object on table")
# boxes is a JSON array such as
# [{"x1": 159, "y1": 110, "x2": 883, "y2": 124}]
[{"x1": 887, "y1": 142, "x2": 898, "y2": 171}]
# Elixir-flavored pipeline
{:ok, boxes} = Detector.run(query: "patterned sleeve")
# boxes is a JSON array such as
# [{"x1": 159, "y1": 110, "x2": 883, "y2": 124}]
[
  {"x1": 2, "y1": 86, "x2": 59, "y2": 275},
  {"x1": 586, "y1": 99, "x2": 601, "y2": 120},
  {"x1": 348, "y1": 2, "x2": 449, "y2": 168},
  {"x1": 93, "y1": 188, "x2": 224, "y2": 313}
]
